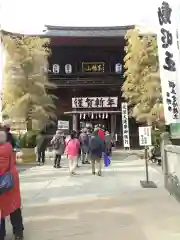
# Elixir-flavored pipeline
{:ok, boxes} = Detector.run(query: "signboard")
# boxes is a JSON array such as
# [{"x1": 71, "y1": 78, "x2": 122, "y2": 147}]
[
  {"x1": 170, "y1": 123, "x2": 180, "y2": 139},
  {"x1": 157, "y1": 1, "x2": 180, "y2": 124},
  {"x1": 57, "y1": 120, "x2": 69, "y2": 130},
  {"x1": 139, "y1": 127, "x2": 152, "y2": 146},
  {"x1": 82, "y1": 62, "x2": 105, "y2": 73},
  {"x1": 121, "y1": 102, "x2": 130, "y2": 148},
  {"x1": 72, "y1": 97, "x2": 118, "y2": 108}
]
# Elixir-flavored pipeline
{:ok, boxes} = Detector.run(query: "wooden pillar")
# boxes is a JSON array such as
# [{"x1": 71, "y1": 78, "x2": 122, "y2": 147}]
[
  {"x1": 72, "y1": 114, "x2": 78, "y2": 131},
  {"x1": 110, "y1": 114, "x2": 116, "y2": 136},
  {"x1": 114, "y1": 114, "x2": 116, "y2": 135}
]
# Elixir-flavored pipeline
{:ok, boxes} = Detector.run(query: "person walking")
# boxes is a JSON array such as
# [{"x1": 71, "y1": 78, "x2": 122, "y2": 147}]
[
  {"x1": 3, "y1": 124, "x2": 16, "y2": 149},
  {"x1": 89, "y1": 130, "x2": 104, "y2": 176},
  {"x1": 0, "y1": 131, "x2": 24, "y2": 240},
  {"x1": 65, "y1": 130, "x2": 80, "y2": 175},
  {"x1": 76, "y1": 130, "x2": 82, "y2": 167},
  {"x1": 51, "y1": 130, "x2": 65, "y2": 168},
  {"x1": 79, "y1": 128, "x2": 90, "y2": 164},
  {"x1": 36, "y1": 130, "x2": 47, "y2": 166},
  {"x1": 97, "y1": 126, "x2": 105, "y2": 141},
  {"x1": 104, "y1": 131, "x2": 113, "y2": 156},
  {"x1": 3, "y1": 124, "x2": 20, "y2": 165}
]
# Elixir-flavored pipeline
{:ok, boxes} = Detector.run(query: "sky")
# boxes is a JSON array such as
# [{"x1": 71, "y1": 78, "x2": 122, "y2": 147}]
[{"x1": 0, "y1": 0, "x2": 174, "y2": 34}]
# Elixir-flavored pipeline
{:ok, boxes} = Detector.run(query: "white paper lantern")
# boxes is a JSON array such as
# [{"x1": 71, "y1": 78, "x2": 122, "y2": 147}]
[
  {"x1": 102, "y1": 113, "x2": 105, "y2": 119},
  {"x1": 80, "y1": 113, "x2": 82, "y2": 119},
  {"x1": 65, "y1": 64, "x2": 72, "y2": 74},
  {"x1": 91, "y1": 113, "x2": 94, "y2": 119},
  {"x1": 115, "y1": 63, "x2": 122, "y2": 73},
  {"x1": 53, "y1": 64, "x2": 60, "y2": 74},
  {"x1": 99, "y1": 113, "x2": 101, "y2": 118},
  {"x1": 106, "y1": 113, "x2": 108, "y2": 119},
  {"x1": 83, "y1": 113, "x2": 86, "y2": 119}
]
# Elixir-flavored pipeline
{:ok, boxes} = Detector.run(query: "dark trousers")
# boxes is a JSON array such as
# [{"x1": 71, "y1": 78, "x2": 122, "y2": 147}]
[
  {"x1": 38, "y1": 150, "x2": 45, "y2": 163},
  {"x1": 54, "y1": 154, "x2": 61, "y2": 166},
  {"x1": 0, "y1": 208, "x2": 24, "y2": 239}
]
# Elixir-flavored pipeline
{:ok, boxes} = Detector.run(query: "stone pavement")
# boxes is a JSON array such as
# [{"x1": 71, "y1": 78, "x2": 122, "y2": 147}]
[{"x1": 5, "y1": 154, "x2": 180, "y2": 239}]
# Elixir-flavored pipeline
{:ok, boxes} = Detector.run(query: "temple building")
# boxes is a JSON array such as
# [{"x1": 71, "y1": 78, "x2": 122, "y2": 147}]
[
  {"x1": 1, "y1": 24, "x2": 140, "y2": 148},
  {"x1": 44, "y1": 25, "x2": 139, "y2": 147}
]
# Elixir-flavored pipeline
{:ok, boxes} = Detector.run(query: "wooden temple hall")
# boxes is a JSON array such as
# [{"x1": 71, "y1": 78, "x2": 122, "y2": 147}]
[{"x1": 45, "y1": 25, "x2": 139, "y2": 147}]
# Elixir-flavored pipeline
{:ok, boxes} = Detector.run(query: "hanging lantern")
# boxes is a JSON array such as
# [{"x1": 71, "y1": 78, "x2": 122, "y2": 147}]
[
  {"x1": 52, "y1": 64, "x2": 60, "y2": 74},
  {"x1": 91, "y1": 113, "x2": 94, "y2": 119},
  {"x1": 80, "y1": 113, "x2": 82, "y2": 119},
  {"x1": 83, "y1": 113, "x2": 86, "y2": 119},
  {"x1": 106, "y1": 113, "x2": 108, "y2": 119},
  {"x1": 115, "y1": 63, "x2": 122, "y2": 73},
  {"x1": 99, "y1": 113, "x2": 101, "y2": 119},
  {"x1": 102, "y1": 113, "x2": 105, "y2": 119},
  {"x1": 65, "y1": 64, "x2": 72, "y2": 74}
]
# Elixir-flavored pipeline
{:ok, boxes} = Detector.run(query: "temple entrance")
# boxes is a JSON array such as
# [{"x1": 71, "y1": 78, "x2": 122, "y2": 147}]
[
  {"x1": 79, "y1": 115, "x2": 110, "y2": 131},
  {"x1": 65, "y1": 110, "x2": 119, "y2": 136}
]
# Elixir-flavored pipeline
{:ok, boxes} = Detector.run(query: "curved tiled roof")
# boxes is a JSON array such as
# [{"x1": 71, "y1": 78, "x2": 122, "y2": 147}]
[
  {"x1": 43, "y1": 25, "x2": 135, "y2": 37},
  {"x1": 1, "y1": 25, "x2": 135, "y2": 37}
]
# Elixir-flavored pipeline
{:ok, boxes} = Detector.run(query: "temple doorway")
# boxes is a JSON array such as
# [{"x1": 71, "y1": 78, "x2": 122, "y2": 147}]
[{"x1": 79, "y1": 115, "x2": 110, "y2": 131}]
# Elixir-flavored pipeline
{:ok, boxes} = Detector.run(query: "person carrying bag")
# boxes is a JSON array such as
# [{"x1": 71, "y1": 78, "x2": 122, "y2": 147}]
[
  {"x1": 0, "y1": 131, "x2": 24, "y2": 240},
  {"x1": 0, "y1": 148, "x2": 14, "y2": 195}
]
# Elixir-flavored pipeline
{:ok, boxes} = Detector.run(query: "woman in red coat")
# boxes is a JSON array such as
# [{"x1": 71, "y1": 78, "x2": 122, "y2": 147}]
[{"x1": 0, "y1": 131, "x2": 24, "y2": 240}]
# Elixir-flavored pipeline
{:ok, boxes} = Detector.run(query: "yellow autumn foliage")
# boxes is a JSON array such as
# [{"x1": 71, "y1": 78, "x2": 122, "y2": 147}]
[
  {"x1": 2, "y1": 35, "x2": 56, "y2": 130},
  {"x1": 122, "y1": 29, "x2": 163, "y2": 125}
]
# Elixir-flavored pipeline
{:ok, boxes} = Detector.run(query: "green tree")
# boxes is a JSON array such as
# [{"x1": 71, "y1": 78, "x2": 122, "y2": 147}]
[
  {"x1": 2, "y1": 35, "x2": 56, "y2": 130},
  {"x1": 122, "y1": 29, "x2": 163, "y2": 125}
]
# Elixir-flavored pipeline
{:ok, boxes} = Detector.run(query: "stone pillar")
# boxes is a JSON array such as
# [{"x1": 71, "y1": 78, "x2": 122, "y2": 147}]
[
  {"x1": 72, "y1": 114, "x2": 78, "y2": 131},
  {"x1": 160, "y1": 132, "x2": 170, "y2": 188}
]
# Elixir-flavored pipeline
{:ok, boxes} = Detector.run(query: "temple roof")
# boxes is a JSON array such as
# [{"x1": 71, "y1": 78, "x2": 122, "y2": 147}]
[{"x1": 1, "y1": 25, "x2": 135, "y2": 37}]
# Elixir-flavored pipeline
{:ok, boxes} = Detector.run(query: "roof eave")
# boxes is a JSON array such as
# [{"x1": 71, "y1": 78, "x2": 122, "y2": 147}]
[
  {"x1": 0, "y1": 25, "x2": 135, "y2": 38},
  {"x1": 43, "y1": 25, "x2": 135, "y2": 37}
]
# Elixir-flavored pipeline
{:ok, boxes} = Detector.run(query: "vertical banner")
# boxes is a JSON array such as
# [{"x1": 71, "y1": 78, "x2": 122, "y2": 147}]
[
  {"x1": 0, "y1": 38, "x2": 3, "y2": 122},
  {"x1": 121, "y1": 102, "x2": 130, "y2": 148},
  {"x1": 156, "y1": 1, "x2": 180, "y2": 124}
]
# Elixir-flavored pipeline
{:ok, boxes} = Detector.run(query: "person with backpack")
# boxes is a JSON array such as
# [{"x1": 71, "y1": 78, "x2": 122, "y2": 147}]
[
  {"x1": 51, "y1": 130, "x2": 65, "y2": 168},
  {"x1": 65, "y1": 130, "x2": 80, "y2": 175},
  {"x1": 97, "y1": 125, "x2": 105, "y2": 141},
  {"x1": 89, "y1": 130, "x2": 104, "y2": 176},
  {"x1": 79, "y1": 128, "x2": 90, "y2": 164}
]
